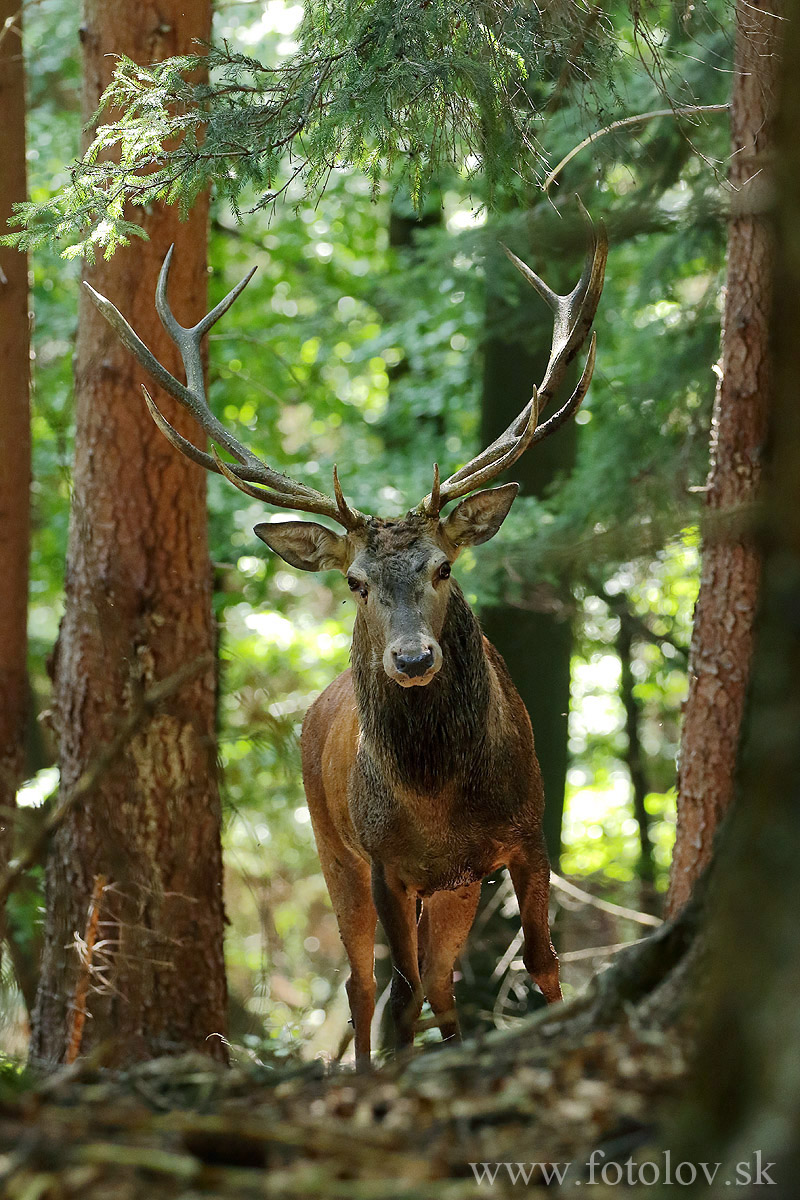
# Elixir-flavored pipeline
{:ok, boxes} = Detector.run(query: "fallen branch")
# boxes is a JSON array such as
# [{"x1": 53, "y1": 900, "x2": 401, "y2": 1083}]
[
  {"x1": 551, "y1": 872, "x2": 663, "y2": 927},
  {"x1": 558, "y1": 940, "x2": 646, "y2": 962}
]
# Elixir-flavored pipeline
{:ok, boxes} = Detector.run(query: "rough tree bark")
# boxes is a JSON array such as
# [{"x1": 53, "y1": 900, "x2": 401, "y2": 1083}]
[
  {"x1": 0, "y1": 2, "x2": 30, "y2": 916},
  {"x1": 667, "y1": 0, "x2": 779, "y2": 917},
  {"x1": 32, "y1": 0, "x2": 227, "y2": 1065},
  {"x1": 672, "y1": 4, "x2": 798, "y2": 1181}
]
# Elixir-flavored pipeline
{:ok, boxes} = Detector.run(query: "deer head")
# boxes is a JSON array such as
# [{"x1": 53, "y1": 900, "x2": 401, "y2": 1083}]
[{"x1": 86, "y1": 203, "x2": 607, "y2": 689}]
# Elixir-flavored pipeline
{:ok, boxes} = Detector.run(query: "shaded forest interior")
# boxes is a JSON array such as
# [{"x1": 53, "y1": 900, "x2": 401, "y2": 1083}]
[{"x1": 2, "y1": 0, "x2": 799, "y2": 1195}]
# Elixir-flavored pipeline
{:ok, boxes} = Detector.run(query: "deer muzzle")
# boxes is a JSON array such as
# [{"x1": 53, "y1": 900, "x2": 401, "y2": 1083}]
[{"x1": 383, "y1": 640, "x2": 443, "y2": 687}]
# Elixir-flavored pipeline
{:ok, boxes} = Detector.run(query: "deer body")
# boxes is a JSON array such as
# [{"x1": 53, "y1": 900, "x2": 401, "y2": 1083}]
[
  {"x1": 297, "y1": 516, "x2": 560, "y2": 1068},
  {"x1": 309, "y1": 588, "x2": 535, "y2": 893},
  {"x1": 87, "y1": 202, "x2": 606, "y2": 1071}
]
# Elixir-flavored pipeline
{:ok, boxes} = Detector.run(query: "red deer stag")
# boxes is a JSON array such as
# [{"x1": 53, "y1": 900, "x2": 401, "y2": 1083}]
[{"x1": 87, "y1": 208, "x2": 606, "y2": 1070}]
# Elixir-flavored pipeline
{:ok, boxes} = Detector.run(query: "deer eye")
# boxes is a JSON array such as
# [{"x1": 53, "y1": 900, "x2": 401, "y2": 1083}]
[
  {"x1": 437, "y1": 562, "x2": 451, "y2": 581},
  {"x1": 348, "y1": 576, "x2": 368, "y2": 599}
]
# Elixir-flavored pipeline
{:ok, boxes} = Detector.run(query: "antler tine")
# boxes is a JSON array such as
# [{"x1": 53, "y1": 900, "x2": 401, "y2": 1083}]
[
  {"x1": 332, "y1": 465, "x2": 363, "y2": 529},
  {"x1": 140, "y1": 384, "x2": 300, "y2": 490},
  {"x1": 142, "y1": 381, "x2": 358, "y2": 501},
  {"x1": 429, "y1": 464, "x2": 441, "y2": 514},
  {"x1": 85, "y1": 255, "x2": 259, "y2": 470},
  {"x1": 155, "y1": 245, "x2": 256, "y2": 417},
  {"x1": 141, "y1": 385, "x2": 220, "y2": 472},
  {"x1": 86, "y1": 249, "x2": 368, "y2": 531},
  {"x1": 420, "y1": 200, "x2": 606, "y2": 517},
  {"x1": 531, "y1": 331, "x2": 596, "y2": 445},
  {"x1": 420, "y1": 397, "x2": 540, "y2": 513},
  {"x1": 153, "y1": 247, "x2": 272, "y2": 472},
  {"x1": 505, "y1": 199, "x2": 606, "y2": 413},
  {"x1": 213, "y1": 449, "x2": 365, "y2": 529}
]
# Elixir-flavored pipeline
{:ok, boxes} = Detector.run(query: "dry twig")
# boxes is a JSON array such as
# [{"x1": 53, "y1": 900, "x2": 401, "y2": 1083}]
[{"x1": 64, "y1": 873, "x2": 108, "y2": 1065}]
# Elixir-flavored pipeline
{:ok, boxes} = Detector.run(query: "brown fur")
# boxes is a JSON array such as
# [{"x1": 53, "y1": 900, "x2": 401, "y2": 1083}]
[{"x1": 300, "y1": 514, "x2": 561, "y2": 1071}]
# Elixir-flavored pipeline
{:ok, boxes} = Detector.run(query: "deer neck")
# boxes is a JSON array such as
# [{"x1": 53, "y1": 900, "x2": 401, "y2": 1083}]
[{"x1": 351, "y1": 583, "x2": 491, "y2": 791}]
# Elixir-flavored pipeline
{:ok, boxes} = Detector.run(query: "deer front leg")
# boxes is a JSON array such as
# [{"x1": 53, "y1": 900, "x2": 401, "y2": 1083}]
[
  {"x1": 371, "y1": 863, "x2": 424, "y2": 1052},
  {"x1": 417, "y1": 883, "x2": 481, "y2": 1043},
  {"x1": 316, "y1": 847, "x2": 377, "y2": 1072},
  {"x1": 507, "y1": 839, "x2": 562, "y2": 1004}
]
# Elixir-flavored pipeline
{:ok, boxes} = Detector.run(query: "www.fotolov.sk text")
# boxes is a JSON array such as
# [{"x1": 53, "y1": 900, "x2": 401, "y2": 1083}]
[{"x1": 469, "y1": 1150, "x2": 777, "y2": 1188}]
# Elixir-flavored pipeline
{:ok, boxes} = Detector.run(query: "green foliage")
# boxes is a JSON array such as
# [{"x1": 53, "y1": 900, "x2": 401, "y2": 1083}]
[
  {"x1": 563, "y1": 538, "x2": 699, "y2": 890},
  {"x1": 1, "y1": 3, "x2": 559, "y2": 256},
  {"x1": 24, "y1": 1, "x2": 82, "y2": 771},
  {"x1": 0, "y1": 1056, "x2": 35, "y2": 1100},
  {"x1": 4, "y1": 0, "x2": 725, "y2": 259}
]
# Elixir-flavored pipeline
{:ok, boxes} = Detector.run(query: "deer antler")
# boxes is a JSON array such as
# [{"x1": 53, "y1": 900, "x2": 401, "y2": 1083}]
[
  {"x1": 87, "y1": 206, "x2": 605, "y2": 531},
  {"x1": 84, "y1": 247, "x2": 367, "y2": 531},
  {"x1": 419, "y1": 199, "x2": 607, "y2": 517}
]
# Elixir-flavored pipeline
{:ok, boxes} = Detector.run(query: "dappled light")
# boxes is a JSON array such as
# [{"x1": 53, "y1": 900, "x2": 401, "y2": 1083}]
[{"x1": 3, "y1": 0, "x2": 797, "y2": 1193}]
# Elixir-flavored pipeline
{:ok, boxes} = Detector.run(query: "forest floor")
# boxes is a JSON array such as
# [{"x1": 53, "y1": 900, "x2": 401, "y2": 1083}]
[{"x1": 0, "y1": 994, "x2": 690, "y2": 1200}]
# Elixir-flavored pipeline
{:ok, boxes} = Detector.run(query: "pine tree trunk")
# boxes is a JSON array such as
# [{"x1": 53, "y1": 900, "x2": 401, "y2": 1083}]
[
  {"x1": 672, "y1": 3, "x2": 797, "y2": 1176},
  {"x1": 31, "y1": 0, "x2": 227, "y2": 1066},
  {"x1": 666, "y1": 0, "x2": 778, "y2": 917},
  {"x1": 0, "y1": 2, "x2": 30, "y2": 909}
]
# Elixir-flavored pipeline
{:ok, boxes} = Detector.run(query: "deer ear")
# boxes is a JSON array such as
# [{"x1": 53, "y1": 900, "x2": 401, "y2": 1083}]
[
  {"x1": 254, "y1": 521, "x2": 350, "y2": 572},
  {"x1": 441, "y1": 483, "x2": 519, "y2": 548}
]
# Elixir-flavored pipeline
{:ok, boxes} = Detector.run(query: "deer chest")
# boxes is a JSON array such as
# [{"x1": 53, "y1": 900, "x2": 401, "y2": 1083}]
[{"x1": 348, "y1": 754, "x2": 527, "y2": 895}]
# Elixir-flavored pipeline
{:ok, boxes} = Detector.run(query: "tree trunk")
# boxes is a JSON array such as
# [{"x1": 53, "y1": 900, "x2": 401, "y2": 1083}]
[
  {"x1": 480, "y1": 234, "x2": 575, "y2": 865},
  {"x1": 617, "y1": 613, "x2": 656, "y2": 894},
  {"x1": 667, "y1": 0, "x2": 778, "y2": 917},
  {"x1": 0, "y1": 2, "x2": 30, "y2": 926},
  {"x1": 672, "y1": 3, "x2": 798, "y2": 1179},
  {"x1": 32, "y1": 0, "x2": 227, "y2": 1066}
]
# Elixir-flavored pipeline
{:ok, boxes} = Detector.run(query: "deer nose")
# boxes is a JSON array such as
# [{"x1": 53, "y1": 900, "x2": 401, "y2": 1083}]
[{"x1": 393, "y1": 647, "x2": 435, "y2": 678}]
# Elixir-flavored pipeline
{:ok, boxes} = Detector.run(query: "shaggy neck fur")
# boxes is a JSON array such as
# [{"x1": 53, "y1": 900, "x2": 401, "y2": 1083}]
[{"x1": 351, "y1": 582, "x2": 491, "y2": 793}]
